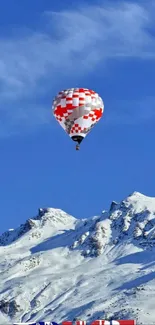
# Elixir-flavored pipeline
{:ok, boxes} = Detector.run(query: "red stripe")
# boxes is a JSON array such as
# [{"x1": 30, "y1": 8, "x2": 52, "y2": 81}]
[{"x1": 78, "y1": 88, "x2": 85, "y2": 92}]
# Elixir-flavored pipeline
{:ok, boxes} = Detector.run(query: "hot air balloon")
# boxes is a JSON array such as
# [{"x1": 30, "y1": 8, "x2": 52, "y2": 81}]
[{"x1": 52, "y1": 88, "x2": 104, "y2": 150}]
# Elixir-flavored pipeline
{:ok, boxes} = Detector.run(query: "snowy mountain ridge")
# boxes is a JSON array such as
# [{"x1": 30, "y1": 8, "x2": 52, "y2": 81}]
[
  {"x1": 0, "y1": 191, "x2": 155, "y2": 324},
  {"x1": 0, "y1": 208, "x2": 77, "y2": 246}
]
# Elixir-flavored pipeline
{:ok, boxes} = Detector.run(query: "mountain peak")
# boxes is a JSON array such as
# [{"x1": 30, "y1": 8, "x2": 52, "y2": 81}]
[
  {"x1": 36, "y1": 207, "x2": 76, "y2": 224},
  {"x1": 123, "y1": 191, "x2": 155, "y2": 213},
  {"x1": 107, "y1": 191, "x2": 155, "y2": 246},
  {"x1": 0, "y1": 207, "x2": 77, "y2": 246},
  {"x1": 126, "y1": 191, "x2": 155, "y2": 201}
]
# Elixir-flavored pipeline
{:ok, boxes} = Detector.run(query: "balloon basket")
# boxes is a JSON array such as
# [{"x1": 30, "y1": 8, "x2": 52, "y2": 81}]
[{"x1": 76, "y1": 144, "x2": 80, "y2": 150}]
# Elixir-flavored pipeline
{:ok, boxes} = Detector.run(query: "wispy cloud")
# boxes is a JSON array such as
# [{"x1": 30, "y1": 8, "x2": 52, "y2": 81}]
[{"x1": 0, "y1": 1, "x2": 155, "y2": 136}]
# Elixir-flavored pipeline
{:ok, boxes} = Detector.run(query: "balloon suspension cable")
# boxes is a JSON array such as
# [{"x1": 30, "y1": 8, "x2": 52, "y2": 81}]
[{"x1": 76, "y1": 144, "x2": 80, "y2": 150}]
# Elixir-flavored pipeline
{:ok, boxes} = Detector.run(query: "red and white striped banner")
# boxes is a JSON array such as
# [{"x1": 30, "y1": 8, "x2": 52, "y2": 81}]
[{"x1": 62, "y1": 320, "x2": 136, "y2": 325}]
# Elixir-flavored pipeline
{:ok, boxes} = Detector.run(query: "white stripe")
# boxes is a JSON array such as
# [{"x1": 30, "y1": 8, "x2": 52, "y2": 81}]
[
  {"x1": 72, "y1": 98, "x2": 79, "y2": 106},
  {"x1": 60, "y1": 98, "x2": 66, "y2": 107}
]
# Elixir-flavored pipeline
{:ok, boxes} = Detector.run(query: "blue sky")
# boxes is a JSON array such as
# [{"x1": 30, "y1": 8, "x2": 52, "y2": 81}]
[{"x1": 0, "y1": 0, "x2": 155, "y2": 233}]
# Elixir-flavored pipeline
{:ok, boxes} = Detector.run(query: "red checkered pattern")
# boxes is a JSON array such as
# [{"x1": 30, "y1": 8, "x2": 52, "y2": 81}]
[
  {"x1": 83, "y1": 108, "x2": 103, "y2": 122},
  {"x1": 52, "y1": 88, "x2": 103, "y2": 120},
  {"x1": 52, "y1": 88, "x2": 104, "y2": 137},
  {"x1": 70, "y1": 124, "x2": 88, "y2": 135}
]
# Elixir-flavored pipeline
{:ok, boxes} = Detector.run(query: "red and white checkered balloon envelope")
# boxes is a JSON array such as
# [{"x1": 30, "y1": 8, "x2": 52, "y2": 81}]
[{"x1": 52, "y1": 88, "x2": 104, "y2": 150}]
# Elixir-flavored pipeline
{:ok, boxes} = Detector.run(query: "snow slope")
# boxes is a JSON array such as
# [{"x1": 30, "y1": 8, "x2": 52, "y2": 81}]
[{"x1": 0, "y1": 192, "x2": 155, "y2": 324}]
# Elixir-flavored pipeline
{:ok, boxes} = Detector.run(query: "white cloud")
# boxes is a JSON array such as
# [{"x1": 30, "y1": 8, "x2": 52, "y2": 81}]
[{"x1": 0, "y1": 1, "x2": 154, "y2": 136}]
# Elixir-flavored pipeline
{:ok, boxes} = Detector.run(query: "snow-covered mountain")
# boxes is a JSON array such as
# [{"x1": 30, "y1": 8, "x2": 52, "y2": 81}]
[{"x1": 0, "y1": 191, "x2": 155, "y2": 324}]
